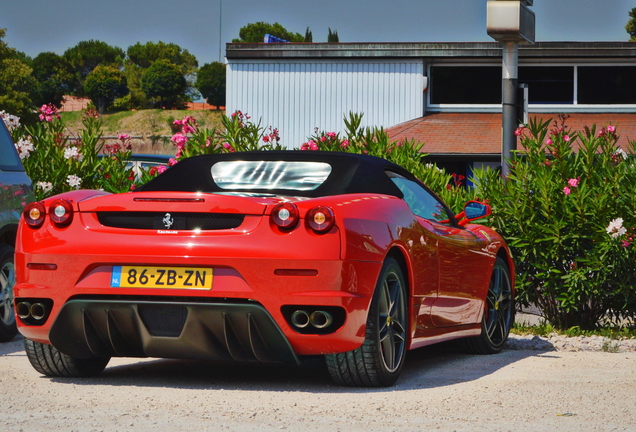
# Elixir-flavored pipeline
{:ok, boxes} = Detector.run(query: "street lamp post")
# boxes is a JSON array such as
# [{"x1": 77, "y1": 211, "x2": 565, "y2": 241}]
[
  {"x1": 487, "y1": 0, "x2": 535, "y2": 177},
  {"x1": 218, "y1": 0, "x2": 223, "y2": 62}
]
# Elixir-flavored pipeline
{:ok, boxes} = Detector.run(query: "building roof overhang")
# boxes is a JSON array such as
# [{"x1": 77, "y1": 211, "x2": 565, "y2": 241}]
[{"x1": 226, "y1": 41, "x2": 636, "y2": 61}]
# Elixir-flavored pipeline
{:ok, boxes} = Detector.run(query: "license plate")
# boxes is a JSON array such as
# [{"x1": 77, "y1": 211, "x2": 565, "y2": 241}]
[{"x1": 111, "y1": 266, "x2": 213, "y2": 289}]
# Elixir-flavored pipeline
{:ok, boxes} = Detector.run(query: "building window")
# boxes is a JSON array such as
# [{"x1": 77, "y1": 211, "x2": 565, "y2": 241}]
[
  {"x1": 578, "y1": 66, "x2": 636, "y2": 104},
  {"x1": 430, "y1": 66, "x2": 500, "y2": 104},
  {"x1": 518, "y1": 66, "x2": 574, "y2": 104},
  {"x1": 430, "y1": 65, "x2": 635, "y2": 106}
]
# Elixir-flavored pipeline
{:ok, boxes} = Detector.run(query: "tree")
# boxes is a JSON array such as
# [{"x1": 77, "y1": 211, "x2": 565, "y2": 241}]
[
  {"x1": 30, "y1": 52, "x2": 78, "y2": 107},
  {"x1": 122, "y1": 63, "x2": 148, "y2": 109},
  {"x1": 0, "y1": 29, "x2": 36, "y2": 121},
  {"x1": 626, "y1": 7, "x2": 636, "y2": 41},
  {"x1": 328, "y1": 28, "x2": 339, "y2": 43},
  {"x1": 233, "y1": 22, "x2": 304, "y2": 43},
  {"x1": 304, "y1": 27, "x2": 313, "y2": 43},
  {"x1": 141, "y1": 59, "x2": 187, "y2": 108},
  {"x1": 84, "y1": 65, "x2": 128, "y2": 113},
  {"x1": 127, "y1": 41, "x2": 198, "y2": 107},
  {"x1": 127, "y1": 41, "x2": 198, "y2": 73},
  {"x1": 196, "y1": 62, "x2": 226, "y2": 108},
  {"x1": 63, "y1": 40, "x2": 125, "y2": 82}
]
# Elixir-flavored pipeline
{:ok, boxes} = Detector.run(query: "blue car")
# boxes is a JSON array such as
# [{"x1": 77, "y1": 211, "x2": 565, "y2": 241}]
[{"x1": 0, "y1": 119, "x2": 34, "y2": 341}]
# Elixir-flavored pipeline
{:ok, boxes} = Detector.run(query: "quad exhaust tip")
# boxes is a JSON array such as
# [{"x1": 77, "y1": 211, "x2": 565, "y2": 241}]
[
  {"x1": 290, "y1": 309, "x2": 333, "y2": 330},
  {"x1": 16, "y1": 301, "x2": 48, "y2": 321}
]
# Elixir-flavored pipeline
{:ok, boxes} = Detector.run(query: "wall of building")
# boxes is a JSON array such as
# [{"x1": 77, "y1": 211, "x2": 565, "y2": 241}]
[{"x1": 227, "y1": 59, "x2": 425, "y2": 148}]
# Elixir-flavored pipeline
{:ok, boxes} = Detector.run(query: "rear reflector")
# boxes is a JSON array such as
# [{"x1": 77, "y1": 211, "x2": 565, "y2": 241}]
[
  {"x1": 133, "y1": 198, "x2": 205, "y2": 203},
  {"x1": 274, "y1": 269, "x2": 318, "y2": 276},
  {"x1": 27, "y1": 263, "x2": 58, "y2": 270}
]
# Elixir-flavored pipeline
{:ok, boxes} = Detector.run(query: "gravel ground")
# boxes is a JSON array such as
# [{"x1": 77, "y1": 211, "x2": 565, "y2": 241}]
[{"x1": 2, "y1": 327, "x2": 636, "y2": 432}]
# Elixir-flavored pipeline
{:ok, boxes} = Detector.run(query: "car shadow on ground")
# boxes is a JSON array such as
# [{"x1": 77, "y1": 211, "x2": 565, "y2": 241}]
[{"x1": 41, "y1": 340, "x2": 547, "y2": 393}]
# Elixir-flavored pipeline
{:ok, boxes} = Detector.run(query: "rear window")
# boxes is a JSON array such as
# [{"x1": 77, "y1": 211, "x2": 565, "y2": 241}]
[{"x1": 211, "y1": 161, "x2": 332, "y2": 191}]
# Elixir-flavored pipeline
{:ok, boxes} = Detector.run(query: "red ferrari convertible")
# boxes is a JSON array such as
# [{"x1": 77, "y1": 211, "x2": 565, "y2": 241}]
[{"x1": 15, "y1": 151, "x2": 514, "y2": 387}]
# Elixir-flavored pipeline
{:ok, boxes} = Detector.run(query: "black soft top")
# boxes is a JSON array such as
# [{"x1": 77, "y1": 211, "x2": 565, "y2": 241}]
[{"x1": 137, "y1": 151, "x2": 414, "y2": 198}]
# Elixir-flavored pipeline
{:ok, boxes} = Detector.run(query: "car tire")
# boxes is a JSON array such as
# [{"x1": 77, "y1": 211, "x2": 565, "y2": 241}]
[
  {"x1": 325, "y1": 257, "x2": 407, "y2": 387},
  {"x1": 24, "y1": 338, "x2": 110, "y2": 377},
  {"x1": 462, "y1": 256, "x2": 514, "y2": 354},
  {"x1": 0, "y1": 244, "x2": 18, "y2": 342}
]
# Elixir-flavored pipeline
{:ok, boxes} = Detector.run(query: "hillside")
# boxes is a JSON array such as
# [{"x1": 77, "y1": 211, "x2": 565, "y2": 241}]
[{"x1": 60, "y1": 109, "x2": 225, "y2": 155}]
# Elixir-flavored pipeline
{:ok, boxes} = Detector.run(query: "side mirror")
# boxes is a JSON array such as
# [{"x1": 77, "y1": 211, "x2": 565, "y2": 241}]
[{"x1": 457, "y1": 201, "x2": 491, "y2": 226}]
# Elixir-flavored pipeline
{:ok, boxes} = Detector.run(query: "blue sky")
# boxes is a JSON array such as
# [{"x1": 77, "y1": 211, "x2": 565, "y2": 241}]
[{"x1": 1, "y1": 0, "x2": 634, "y2": 65}]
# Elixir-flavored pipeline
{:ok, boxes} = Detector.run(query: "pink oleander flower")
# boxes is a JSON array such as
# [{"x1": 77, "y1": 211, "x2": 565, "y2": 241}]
[
  {"x1": 341, "y1": 140, "x2": 350, "y2": 149},
  {"x1": 568, "y1": 178, "x2": 580, "y2": 188},
  {"x1": 118, "y1": 134, "x2": 130, "y2": 141},
  {"x1": 607, "y1": 125, "x2": 616, "y2": 133},
  {"x1": 545, "y1": 138, "x2": 553, "y2": 146},
  {"x1": 563, "y1": 186, "x2": 571, "y2": 196},
  {"x1": 326, "y1": 132, "x2": 336, "y2": 139},
  {"x1": 171, "y1": 133, "x2": 188, "y2": 149},
  {"x1": 168, "y1": 158, "x2": 178, "y2": 166},
  {"x1": 38, "y1": 103, "x2": 60, "y2": 122},
  {"x1": 263, "y1": 135, "x2": 270, "y2": 142},
  {"x1": 622, "y1": 240, "x2": 631, "y2": 248},
  {"x1": 563, "y1": 135, "x2": 571, "y2": 142},
  {"x1": 157, "y1": 165, "x2": 167, "y2": 174}
]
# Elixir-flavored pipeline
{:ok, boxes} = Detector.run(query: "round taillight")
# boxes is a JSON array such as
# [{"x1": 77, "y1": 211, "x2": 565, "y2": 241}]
[
  {"x1": 49, "y1": 199, "x2": 74, "y2": 226},
  {"x1": 307, "y1": 206, "x2": 335, "y2": 233},
  {"x1": 24, "y1": 202, "x2": 46, "y2": 228},
  {"x1": 272, "y1": 202, "x2": 299, "y2": 229}
]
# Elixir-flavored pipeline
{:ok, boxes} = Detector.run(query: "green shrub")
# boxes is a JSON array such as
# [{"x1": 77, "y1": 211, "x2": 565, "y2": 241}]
[
  {"x1": 475, "y1": 115, "x2": 636, "y2": 329},
  {"x1": 10, "y1": 104, "x2": 138, "y2": 199}
]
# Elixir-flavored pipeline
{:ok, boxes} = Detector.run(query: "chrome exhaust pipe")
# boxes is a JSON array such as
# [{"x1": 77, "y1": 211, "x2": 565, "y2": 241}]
[
  {"x1": 16, "y1": 302, "x2": 31, "y2": 320},
  {"x1": 30, "y1": 303, "x2": 47, "y2": 321},
  {"x1": 290, "y1": 310, "x2": 310, "y2": 328},
  {"x1": 310, "y1": 311, "x2": 333, "y2": 329}
]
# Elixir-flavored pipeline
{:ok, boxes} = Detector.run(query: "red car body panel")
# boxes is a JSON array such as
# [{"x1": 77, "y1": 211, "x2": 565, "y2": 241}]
[{"x1": 14, "y1": 152, "x2": 514, "y2": 364}]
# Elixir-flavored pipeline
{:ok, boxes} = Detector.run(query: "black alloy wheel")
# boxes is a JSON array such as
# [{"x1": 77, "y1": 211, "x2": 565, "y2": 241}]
[
  {"x1": 463, "y1": 256, "x2": 514, "y2": 354},
  {"x1": 326, "y1": 257, "x2": 407, "y2": 387}
]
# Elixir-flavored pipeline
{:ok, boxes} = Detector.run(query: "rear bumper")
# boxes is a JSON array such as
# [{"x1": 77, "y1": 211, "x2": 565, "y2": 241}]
[
  {"x1": 49, "y1": 299, "x2": 300, "y2": 364},
  {"x1": 16, "y1": 255, "x2": 383, "y2": 356}
]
